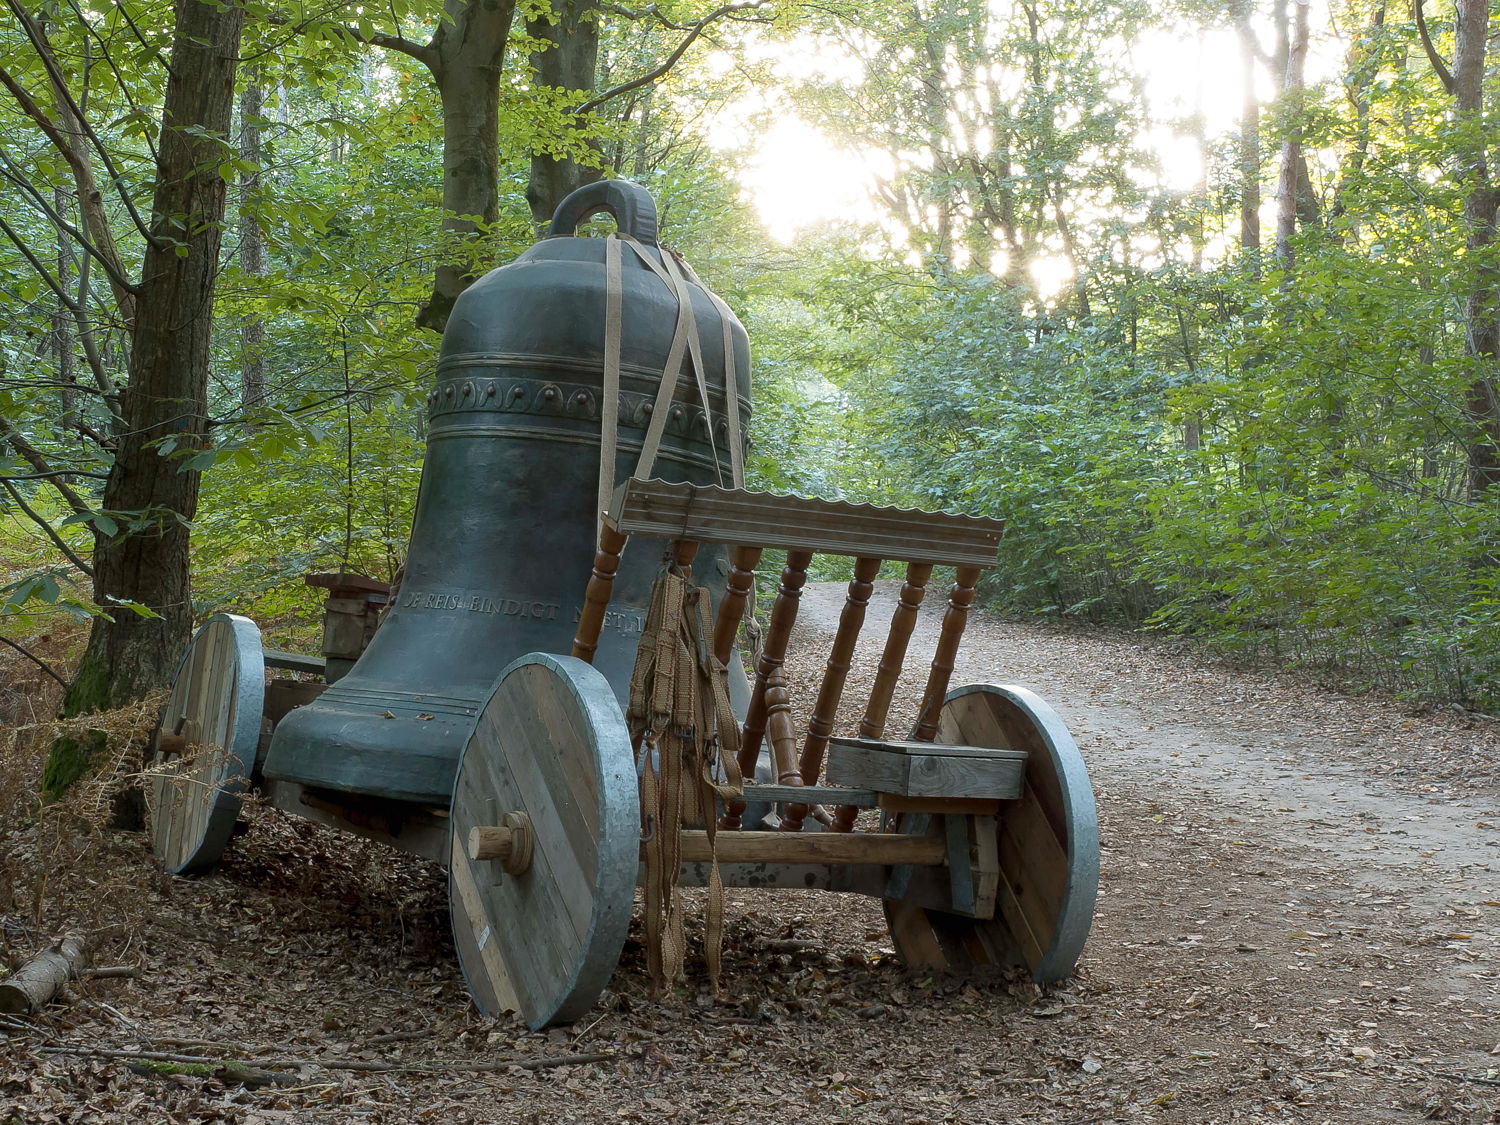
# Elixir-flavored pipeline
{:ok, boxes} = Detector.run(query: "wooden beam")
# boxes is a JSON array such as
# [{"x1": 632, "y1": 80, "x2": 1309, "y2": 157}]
[
  {"x1": 607, "y1": 478, "x2": 1004, "y2": 568},
  {"x1": 675, "y1": 830, "x2": 946, "y2": 866}
]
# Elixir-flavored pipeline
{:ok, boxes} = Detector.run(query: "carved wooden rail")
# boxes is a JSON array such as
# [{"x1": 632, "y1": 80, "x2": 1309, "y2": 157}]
[{"x1": 570, "y1": 477, "x2": 1007, "y2": 852}]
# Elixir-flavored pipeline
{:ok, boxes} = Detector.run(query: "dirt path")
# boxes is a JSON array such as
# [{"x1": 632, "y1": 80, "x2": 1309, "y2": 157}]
[{"x1": 2, "y1": 582, "x2": 1497, "y2": 1123}]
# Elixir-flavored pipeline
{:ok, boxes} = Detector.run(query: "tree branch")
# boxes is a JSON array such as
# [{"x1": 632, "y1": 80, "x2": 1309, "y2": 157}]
[
  {"x1": 1413, "y1": 0, "x2": 1455, "y2": 94},
  {"x1": 0, "y1": 479, "x2": 95, "y2": 578},
  {"x1": 0, "y1": 415, "x2": 91, "y2": 516},
  {"x1": 0, "y1": 146, "x2": 140, "y2": 301},
  {"x1": 3, "y1": 0, "x2": 158, "y2": 252},
  {"x1": 0, "y1": 633, "x2": 69, "y2": 688},
  {"x1": 573, "y1": 1, "x2": 769, "y2": 115}
]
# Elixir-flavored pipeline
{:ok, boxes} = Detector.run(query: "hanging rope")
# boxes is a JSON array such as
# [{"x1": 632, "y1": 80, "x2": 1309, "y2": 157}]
[{"x1": 627, "y1": 565, "x2": 742, "y2": 994}]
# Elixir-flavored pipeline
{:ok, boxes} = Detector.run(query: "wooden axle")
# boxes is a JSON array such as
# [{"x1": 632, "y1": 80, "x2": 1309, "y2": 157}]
[
  {"x1": 466, "y1": 812, "x2": 535, "y2": 875},
  {"x1": 676, "y1": 830, "x2": 946, "y2": 867}
]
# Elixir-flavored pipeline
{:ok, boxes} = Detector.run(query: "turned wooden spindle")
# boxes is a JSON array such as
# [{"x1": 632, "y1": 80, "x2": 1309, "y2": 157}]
[
  {"x1": 572, "y1": 524, "x2": 629, "y2": 663},
  {"x1": 764, "y1": 669, "x2": 801, "y2": 788},
  {"x1": 832, "y1": 562, "x2": 934, "y2": 832},
  {"x1": 722, "y1": 549, "x2": 813, "y2": 829},
  {"x1": 670, "y1": 538, "x2": 700, "y2": 578},
  {"x1": 912, "y1": 566, "x2": 982, "y2": 742},
  {"x1": 712, "y1": 545, "x2": 763, "y2": 666},
  {"x1": 781, "y1": 557, "x2": 880, "y2": 833}
]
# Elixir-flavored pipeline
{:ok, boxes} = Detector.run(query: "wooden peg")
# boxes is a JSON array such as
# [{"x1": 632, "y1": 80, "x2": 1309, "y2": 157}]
[
  {"x1": 723, "y1": 549, "x2": 813, "y2": 829},
  {"x1": 834, "y1": 562, "x2": 932, "y2": 831},
  {"x1": 912, "y1": 566, "x2": 982, "y2": 742},
  {"x1": 572, "y1": 523, "x2": 629, "y2": 664},
  {"x1": 712, "y1": 545, "x2": 763, "y2": 666},
  {"x1": 782, "y1": 557, "x2": 880, "y2": 833}
]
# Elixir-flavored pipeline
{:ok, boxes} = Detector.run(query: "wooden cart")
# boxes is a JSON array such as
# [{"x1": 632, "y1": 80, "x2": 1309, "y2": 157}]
[{"x1": 145, "y1": 478, "x2": 1098, "y2": 1028}]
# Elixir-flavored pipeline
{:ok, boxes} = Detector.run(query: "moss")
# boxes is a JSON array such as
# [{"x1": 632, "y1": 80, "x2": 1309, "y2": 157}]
[
  {"x1": 41, "y1": 650, "x2": 112, "y2": 801},
  {"x1": 129, "y1": 1059, "x2": 215, "y2": 1078},
  {"x1": 40, "y1": 730, "x2": 106, "y2": 802}
]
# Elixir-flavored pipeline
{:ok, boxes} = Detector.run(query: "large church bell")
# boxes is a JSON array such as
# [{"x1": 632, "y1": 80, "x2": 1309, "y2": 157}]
[{"x1": 260, "y1": 181, "x2": 752, "y2": 805}]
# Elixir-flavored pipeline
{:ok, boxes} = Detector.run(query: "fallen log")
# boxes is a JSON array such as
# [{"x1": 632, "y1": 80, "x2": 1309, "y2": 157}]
[{"x1": 0, "y1": 933, "x2": 90, "y2": 1015}]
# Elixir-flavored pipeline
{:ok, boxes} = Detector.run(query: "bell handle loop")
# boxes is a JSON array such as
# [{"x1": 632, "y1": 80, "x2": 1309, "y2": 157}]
[{"x1": 548, "y1": 180, "x2": 659, "y2": 247}]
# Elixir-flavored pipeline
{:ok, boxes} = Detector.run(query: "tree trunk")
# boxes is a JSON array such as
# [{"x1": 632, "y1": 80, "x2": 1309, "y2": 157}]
[
  {"x1": 1274, "y1": 0, "x2": 1310, "y2": 274},
  {"x1": 526, "y1": 0, "x2": 601, "y2": 231},
  {"x1": 1453, "y1": 0, "x2": 1500, "y2": 498},
  {"x1": 239, "y1": 73, "x2": 267, "y2": 427},
  {"x1": 47, "y1": 0, "x2": 245, "y2": 794},
  {"x1": 1235, "y1": 4, "x2": 1261, "y2": 270},
  {"x1": 415, "y1": 0, "x2": 520, "y2": 333}
]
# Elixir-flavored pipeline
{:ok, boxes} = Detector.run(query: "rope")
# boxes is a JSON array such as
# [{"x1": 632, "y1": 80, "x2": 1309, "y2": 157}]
[{"x1": 627, "y1": 567, "x2": 742, "y2": 994}]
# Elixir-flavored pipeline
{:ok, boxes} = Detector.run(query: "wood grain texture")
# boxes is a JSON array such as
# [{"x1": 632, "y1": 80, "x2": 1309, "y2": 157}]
[
  {"x1": 882, "y1": 683, "x2": 1098, "y2": 984},
  {"x1": 676, "y1": 830, "x2": 945, "y2": 866},
  {"x1": 824, "y1": 741, "x2": 1025, "y2": 799},
  {"x1": 571, "y1": 524, "x2": 629, "y2": 663},
  {"x1": 912, "y1": 568, "x2": 982, "y2": 742},
  {"x1": 836, "y1": 563, "x2": 933, "y2": 833},
  {"x1": 783, "y1": 557, "x2": 880, "y2": 832},
  {"x1": 448, "y1": 653, "x2": 639, "y2": 1029},
  {"x1": 606, "y1": 478, "x2": 1005, "y2": 567},
  {"x1": 147, "y1": 615, "x2": 264, "y2": 876},
  {"x1": 712, "y1": 545, "x2": 762, "y2": 665},
  {"x1": 725, "y1": 550, "x2": 812, "y2": 829}
]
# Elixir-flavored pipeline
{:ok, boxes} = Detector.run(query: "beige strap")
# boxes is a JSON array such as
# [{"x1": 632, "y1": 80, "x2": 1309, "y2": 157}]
[
  {"x1": 703, "y1": 288, "x2": 744, "y2": 488},
  {"x1": 660, "y1": 251, "x2": 724, "y2": 487},
  {"x1": 627, "y1": 239, "x2": 693, "y2": 483},
  {"x1": 598, "y1": 236, "x2": 624, "y2": 532},
  {"x1": 626, "y1": 567, "x2": 743, "y2": 995}
]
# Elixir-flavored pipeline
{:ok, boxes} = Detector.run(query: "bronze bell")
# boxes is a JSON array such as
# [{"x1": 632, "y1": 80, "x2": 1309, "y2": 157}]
[{"x1": 261, "y1": 182, "x2": 751, "y2": 805}]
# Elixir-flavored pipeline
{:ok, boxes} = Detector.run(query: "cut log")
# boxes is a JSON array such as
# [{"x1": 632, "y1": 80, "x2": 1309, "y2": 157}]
[{"x1": 0, "y1": 933, "x2": 90, "y2": 1015}]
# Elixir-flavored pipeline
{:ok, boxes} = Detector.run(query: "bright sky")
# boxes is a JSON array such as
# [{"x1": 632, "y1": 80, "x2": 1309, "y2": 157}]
[{"x1": 704, "y1": 3, "x2": 1344, "y2": 291}]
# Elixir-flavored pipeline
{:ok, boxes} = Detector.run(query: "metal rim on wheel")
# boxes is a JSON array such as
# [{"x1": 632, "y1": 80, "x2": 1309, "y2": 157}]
[
  {"x1": 885, "y1": 682, "x2": 1098, "y2": 983},
  {"x1": 448, "y1": 652, "x2": 640, "y2": 1029},
  {"x1": 147, "y1": 613, "x2": 265, "y2": 875}
]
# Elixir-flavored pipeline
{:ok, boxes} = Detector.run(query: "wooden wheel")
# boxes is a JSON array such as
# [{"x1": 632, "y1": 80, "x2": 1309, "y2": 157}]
[
  {"x1": 449, "y1": 652, "x2": 639, "y2": 1029},
  {"x1": 884, "y1": 683, "x2": 1098, "y2": 983},
  {"x1": 147, "y1": 614, "x2": 265, "y2": 875}
]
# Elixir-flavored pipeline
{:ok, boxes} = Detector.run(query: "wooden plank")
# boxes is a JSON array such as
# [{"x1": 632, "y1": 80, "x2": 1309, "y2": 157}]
[
  {"x1": 607, "y1": 478, "x2": 1005, "y2": 568},
  {"x1": 263, "y1": 649, "x2": 326, "y2": 675},
  {"x1": 738, "y1": 783, "x2": 877, "y2": 807},
  {"x1": 828, "y1": 736, "x2": 1029, "y2": 761},
  {"x1": 876, "y1": 794, "x2": 1001, "y2": 816},
  {"x1": 263, "y1": 679, "x2": 326, "y2": 725},
  {"x1": 676, "y1": 830, "x2": 946, "y2": 866},
  {"x1": 826, "y1": 742, "x2": 1025, "y2": 799},
  {"x1": 884, "y1": 899, "x2": 947, "y2": 969}
]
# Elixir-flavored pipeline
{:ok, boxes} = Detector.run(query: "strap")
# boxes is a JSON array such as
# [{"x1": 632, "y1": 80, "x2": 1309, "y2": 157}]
[
  {"x1": 598, "y1": 236, "x2": 624, "y2": 533},
  {"x1": 661, "y1": 251, "x2": 724, "y2": 487},
  {"x1": 703, "y1": 288, "x2": 745, "y2": 488},
  {"x1": 627, "y1": 239, "x2": 693, "y2": 483}
]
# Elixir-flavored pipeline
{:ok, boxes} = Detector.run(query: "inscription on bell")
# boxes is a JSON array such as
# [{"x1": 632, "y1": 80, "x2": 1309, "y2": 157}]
[
  {"x1": 397, "y1": 590, "x2": 645, "y2": 635},
  {"x1": 401, "y1": 590, "x2": 560, "y2": 621}
]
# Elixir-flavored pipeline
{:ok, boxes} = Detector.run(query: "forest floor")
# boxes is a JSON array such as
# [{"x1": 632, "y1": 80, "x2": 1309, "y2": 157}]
[{"x1": 1, "y1": 581, "x2": 1498, "y2": 1124}]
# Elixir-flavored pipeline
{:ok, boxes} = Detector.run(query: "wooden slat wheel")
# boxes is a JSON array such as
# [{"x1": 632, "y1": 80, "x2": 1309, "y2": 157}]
[
  {"x1": 449, "y1": 652, "x2": 639, "y2": 1029},
  {"x1": 147, "y1": 614, "x2": 265, "y2": 875},
  {"x1": 884, "y1": 683, "x2": 1098, "y2": 983}
]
